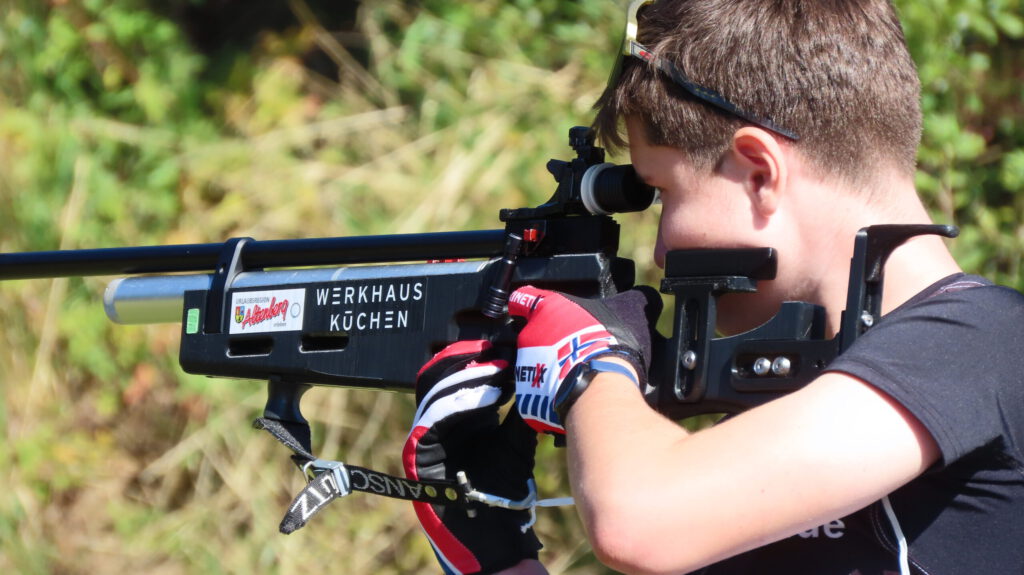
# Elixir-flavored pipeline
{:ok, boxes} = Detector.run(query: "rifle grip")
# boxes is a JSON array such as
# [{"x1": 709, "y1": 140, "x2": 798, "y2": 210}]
[{"x1": 263, "y1": 377, "x2": 313, "y2": 453}]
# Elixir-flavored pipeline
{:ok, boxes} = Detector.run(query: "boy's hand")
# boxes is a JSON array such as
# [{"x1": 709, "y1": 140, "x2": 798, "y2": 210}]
[
  {"x1": 507, "y1": 286, "x2": 661, "y2": 434},
  {"x1": 404, "y1": 340, "x2": 541, "y2": 574}
]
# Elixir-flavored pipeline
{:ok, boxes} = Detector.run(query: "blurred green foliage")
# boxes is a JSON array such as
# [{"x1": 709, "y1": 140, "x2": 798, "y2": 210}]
[
  {"x1": 902, "y1": 0, "x2": 1024, "y2": 282},
  {"x1": 0, "y1": 0, "x2": 1021, "y2": 573}
]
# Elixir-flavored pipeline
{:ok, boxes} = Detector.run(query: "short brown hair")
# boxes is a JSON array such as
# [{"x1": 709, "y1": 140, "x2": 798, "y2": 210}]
[{"x1": 593, "y1": 0, "x2": 922, "y2": 187}]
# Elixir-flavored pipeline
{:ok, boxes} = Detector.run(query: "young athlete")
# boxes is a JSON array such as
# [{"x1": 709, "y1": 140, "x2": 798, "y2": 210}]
[{"x1": 404, "y1": 1, "x2": 1024, "y2": 573}]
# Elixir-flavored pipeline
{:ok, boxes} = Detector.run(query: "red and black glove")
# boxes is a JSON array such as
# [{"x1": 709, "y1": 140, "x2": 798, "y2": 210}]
[
  {"x1": 403, "y1": 340, "x2": 542, "y2": 574},
  {"x1": 508, "y1": 286, "x2": 662, "y2": 434}
]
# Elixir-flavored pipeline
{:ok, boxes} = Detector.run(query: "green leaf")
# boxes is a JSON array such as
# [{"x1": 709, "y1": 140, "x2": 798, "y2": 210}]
[{"x1": 1000, "y1": 149, "x2": 1024, "y2": 191}]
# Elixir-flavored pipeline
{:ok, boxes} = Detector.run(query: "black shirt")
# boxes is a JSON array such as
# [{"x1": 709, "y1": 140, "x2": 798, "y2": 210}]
[{"x1": 701, "y1": 274, "x2": 1024, "y2": 574}]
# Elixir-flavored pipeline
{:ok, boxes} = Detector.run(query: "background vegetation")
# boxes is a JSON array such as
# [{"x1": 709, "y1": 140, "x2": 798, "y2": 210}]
[{"x1": 1, "y1": 0, "x2": 1021, "y2": 573}]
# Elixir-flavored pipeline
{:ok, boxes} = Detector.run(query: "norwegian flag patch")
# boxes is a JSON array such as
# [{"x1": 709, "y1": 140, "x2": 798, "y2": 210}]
[{"x1": 556, "y1": 328, "x2": 616, "y2": 379}]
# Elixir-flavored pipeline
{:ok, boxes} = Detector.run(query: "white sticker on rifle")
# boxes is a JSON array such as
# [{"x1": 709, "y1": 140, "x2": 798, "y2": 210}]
[
  {"x1": 230, "y1": 288, "x2": 305, "y2": 334},
  {"x1": 311, "y1": 280, "x2": 427, "y2": 333}
]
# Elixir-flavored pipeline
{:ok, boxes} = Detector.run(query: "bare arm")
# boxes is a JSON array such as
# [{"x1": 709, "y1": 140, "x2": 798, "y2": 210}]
[{"x1": 566, "y1": 370, "x2": 940, "y2": 575}]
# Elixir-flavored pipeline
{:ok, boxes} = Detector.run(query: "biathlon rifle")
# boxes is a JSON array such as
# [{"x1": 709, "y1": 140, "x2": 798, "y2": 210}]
[{"x1": 0, "y1": 126, "x2": 957, "y2": 532}]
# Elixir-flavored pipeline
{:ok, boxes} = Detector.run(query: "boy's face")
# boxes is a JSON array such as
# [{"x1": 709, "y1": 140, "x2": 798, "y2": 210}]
[
  {"x1": 626, "y1": 118, "x2": 759, "y2": 265},
  {"x1": 626, "y1": 117, "x2": 799, "y2": 334}
]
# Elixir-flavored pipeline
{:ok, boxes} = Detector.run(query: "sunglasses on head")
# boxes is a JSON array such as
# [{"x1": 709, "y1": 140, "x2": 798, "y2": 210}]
[{"x1": 613, "y1": 0, "x2": 799, "y2": 141}]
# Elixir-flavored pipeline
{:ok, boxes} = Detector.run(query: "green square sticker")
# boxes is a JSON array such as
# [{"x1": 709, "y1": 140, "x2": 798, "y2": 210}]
[{"x1": 186, "y1": 308, "x2": 200, "y2": 334}]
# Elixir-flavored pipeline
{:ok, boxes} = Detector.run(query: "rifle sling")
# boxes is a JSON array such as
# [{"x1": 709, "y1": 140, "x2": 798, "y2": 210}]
[{"x1": 253, "y1": 417, "x2": 468, "y2": 534}]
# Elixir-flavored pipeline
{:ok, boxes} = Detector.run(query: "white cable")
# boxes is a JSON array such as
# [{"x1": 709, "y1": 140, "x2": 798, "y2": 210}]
[
  {"x1": 519, "y1": 497, "x2": 575, "y2": 533},
  {"x1": 535, "y1": 496, "x2": 575, "y2": 507},
  {"x1": 882, "y1": 495, "x2": 910, "y2": 575}
]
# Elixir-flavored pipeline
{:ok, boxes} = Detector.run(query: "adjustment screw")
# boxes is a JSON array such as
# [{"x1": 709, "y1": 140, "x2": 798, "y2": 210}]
[
  {"x1": 681, "y1": 350, "x2": 698, "y2": 370},
  {"x1": 771, "y1": 356, "x2": 792, "y2": 376},
  {"x1": 860, "y1": 312, "x2": 875, "y2": 328},
  {"x1": 752, "y1": 357, "x2": 772, "y2": 376}
]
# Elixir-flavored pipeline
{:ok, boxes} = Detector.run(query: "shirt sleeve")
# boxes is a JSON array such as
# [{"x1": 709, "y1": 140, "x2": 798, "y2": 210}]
[{"x1": 825, "y1": 284, "x2": 1024, "y2": 467}]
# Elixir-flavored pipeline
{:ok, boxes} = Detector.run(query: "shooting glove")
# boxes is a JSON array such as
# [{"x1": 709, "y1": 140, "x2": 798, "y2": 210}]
[
  {"x1": 403, "y1": 340, "x2": 542, "y2": 575},
  {"x1": 508, "y1": 286, "x2": 662, "y2": 434}
]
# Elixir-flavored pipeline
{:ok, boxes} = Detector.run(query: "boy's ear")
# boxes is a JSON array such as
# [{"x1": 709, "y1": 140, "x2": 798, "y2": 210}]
[{"x1": 730, "y1": 127, "x2": 788, "y2": 216}]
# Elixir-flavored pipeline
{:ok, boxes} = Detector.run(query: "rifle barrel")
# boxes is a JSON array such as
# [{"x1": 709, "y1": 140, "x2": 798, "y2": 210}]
[{"x1": 0, "y1": 230, "x2": 507, "y2": 280}]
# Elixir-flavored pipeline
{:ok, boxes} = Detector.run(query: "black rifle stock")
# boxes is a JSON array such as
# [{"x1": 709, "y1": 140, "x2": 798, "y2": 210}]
[{"x1": 0, "y1": 126, "x2": 959, "y2": 424}]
